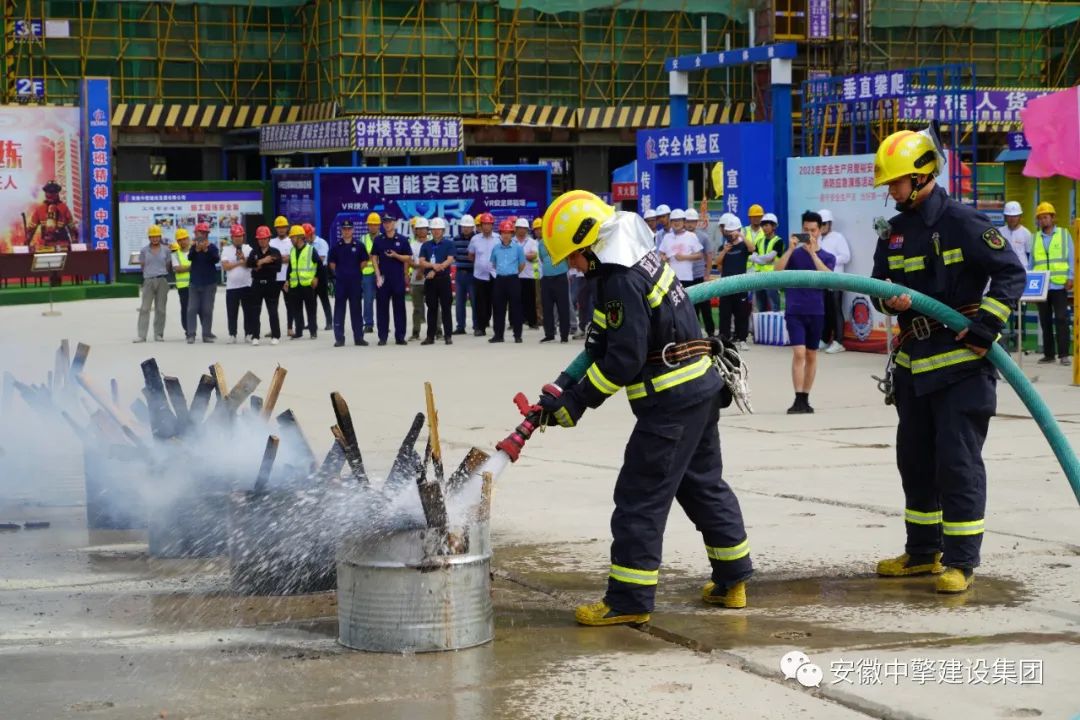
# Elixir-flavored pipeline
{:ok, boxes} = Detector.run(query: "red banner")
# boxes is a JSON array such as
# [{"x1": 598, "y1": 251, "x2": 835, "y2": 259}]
[{"x1": 611, "y1": 182, "x2": 638, "y2": 201}]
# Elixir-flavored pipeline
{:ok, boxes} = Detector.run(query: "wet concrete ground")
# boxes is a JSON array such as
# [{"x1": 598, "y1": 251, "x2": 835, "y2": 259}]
[{"x1": 1, "y1": 295, "x2": 1079, "y2": 719}]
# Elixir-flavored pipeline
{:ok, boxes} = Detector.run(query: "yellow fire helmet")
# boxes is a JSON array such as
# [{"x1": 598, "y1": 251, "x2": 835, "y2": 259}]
[
  {"x1": 541, "y1": 189, "x2": 615, "y2": 264},
  {"x1": 366, "y1": 212, "x2": 381, "y2": 225},
  {"x1": 532, "y1": 217, "x2": 542, "y2": 229},
  {"x1": 273, "y1": 215, "x2": 289, "y2": 228},
  {"x1": 147, "y1": 224, "x2": 162, "y2": 237},
  {"x1": 873, "y1": 129, "x2": 940, "y2": 187},
  {"x1": 747, "y1": 204, "x2": 764, "y2": 217},
  {"x1": 289, "y1": 224, "x2": 305, "y2": 238},
  {"x1": 174, "y1": 228, "x2": 190, "y2": 241},
  {"x1": 1035, "y1": 201, "x2": 1056, "y2": 216}
]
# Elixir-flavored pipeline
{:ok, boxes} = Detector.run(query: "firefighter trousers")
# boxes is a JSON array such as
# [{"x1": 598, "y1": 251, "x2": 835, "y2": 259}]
[
  {"x1": 893, "y1": 368, "x2": 995, "y2": 569},
  {"x1": 606, "y1": 393, "x2": 753, "y2": 614}
]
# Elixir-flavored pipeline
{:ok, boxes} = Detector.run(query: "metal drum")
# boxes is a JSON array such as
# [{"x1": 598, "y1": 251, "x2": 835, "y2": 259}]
[
  {"x1": 227, "y1": 488, "x2": 339, "y2": 596},
  {"x1": 83, "y1": 446, "x2": 146, "y2": 530},
  {"x1": 148, "y1": 488, "x2": 230, "y2": 558},
  {"x1": 336, "y1": 522, "x2": 493, "y2": 653}
]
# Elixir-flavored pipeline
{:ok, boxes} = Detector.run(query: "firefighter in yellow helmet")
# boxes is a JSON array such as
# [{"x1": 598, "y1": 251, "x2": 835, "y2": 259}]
[
  {"x1": 870, "y1": 128, "x2": 1025, "y2": 593},
  {"x1": 1031, "y1": 201, "x2": 1074, "y2": 365},
  {"x1": 535, "y1": 190, "x2": 753, "y2": 626}
]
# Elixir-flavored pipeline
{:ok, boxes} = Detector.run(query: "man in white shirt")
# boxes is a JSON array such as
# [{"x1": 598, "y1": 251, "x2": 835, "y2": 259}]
[
  {"x1": 817, "y1": 208, "x2": 851, "y2": 353},
  {"x1": 305, "y1": 224, "x2": 332, "y2": 331},
  {"x1": 467, "y1": 212, "x2": 499, "y2": 336},
  {"x1": 997, "y1": 201, "x2": 1032, "y2": 352},
  {"x1": 999, "y1": 201, "x2": 1032, "y2": 269},
  {"x1": 515, "y1": 217, "x2": 540, "y2": 328},
  {"x1": 220, "y1": 224, "x2": 254, "y2": 343},
  {"x1": 653, "y1": 203, "x2": 671, "y2": 249},
  {"x1": 658, "y1": 209, "x2": 703, "y2": 286},
  {"x1": 409, "y1": 217, "x2": 436, "y2": 340}
]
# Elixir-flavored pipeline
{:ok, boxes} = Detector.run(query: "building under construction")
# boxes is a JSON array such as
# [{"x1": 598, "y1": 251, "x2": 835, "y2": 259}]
[{"x1": 4, "y1": 0, "x2": 1077, "y2": 193}]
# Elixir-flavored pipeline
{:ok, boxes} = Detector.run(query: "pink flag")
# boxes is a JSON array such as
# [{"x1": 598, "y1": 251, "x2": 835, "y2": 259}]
[{"x1": 1022, "y1": 87, "x2": 1080, "y2": 180}]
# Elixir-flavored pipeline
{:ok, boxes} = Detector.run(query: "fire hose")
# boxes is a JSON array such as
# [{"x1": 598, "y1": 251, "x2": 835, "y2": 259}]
[{"x1": 490, "y1": 271, "x2": 1080, "y2": 506}]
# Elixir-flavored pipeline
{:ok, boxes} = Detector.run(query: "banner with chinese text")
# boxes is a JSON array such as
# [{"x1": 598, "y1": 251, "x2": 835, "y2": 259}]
[
  {"x1": 118, "y1": 189, "x2": 265, "y2": 271},
  {"x1": 635, "y1": 123, "x2": 774, "y2": 220},
  {"x1": 81, "y1": 78, "x2": 112, "y2": 267},
  {"x1": 0, "y1": 105, "x2": 83, "y2": 254},
  {"x1": 316, "y1": 165, "x2": 550, "y2": 243},
  {"x1": 786, "y1": 153, "x2": 954, "y2": 352}
]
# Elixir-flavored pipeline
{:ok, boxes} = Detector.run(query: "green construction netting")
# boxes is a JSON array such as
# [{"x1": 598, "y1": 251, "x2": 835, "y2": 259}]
[
  {"x1": 870, "y1": 0, "x2": 1080, "y2": 30},
  {"x1": 99, "y1": 0, "x2": 752, "y2": 12},
  {"x1": 495, "y1": 0, "x2": 754, "y2": 12}
]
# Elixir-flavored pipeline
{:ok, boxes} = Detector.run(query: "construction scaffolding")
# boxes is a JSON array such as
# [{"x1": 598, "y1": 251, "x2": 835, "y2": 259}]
[
  {"x1": 4, "y1": 0, "x2": 308, "y2": 106},
  {"x1": 309, "y1": 1, "x2": 752, "y2": 117},
  {"x1": 4, "y1": 1, "x2": 755, "y2": 118}
]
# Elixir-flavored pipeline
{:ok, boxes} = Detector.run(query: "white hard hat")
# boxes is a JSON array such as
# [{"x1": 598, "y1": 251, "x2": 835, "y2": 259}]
[
  {"x1": 514, "y1": 217, "x2": 530, "y2": 229},
  {"x1": 1003, "y1": 201, "x2": 1023, "y2": 216},
  {"x1": 413, "y1": 216, "x2": 430, "y2": 229},
  {"x1": 670, "y1": 208, "x2": 686, "y2": 221},
  {"x1": 761, "y1": 212, "x2": 778, "y2": 225},
  {"x1": 460, "y1": 214, "x2": 476, "y2": 227},
  {"x1": 429, "y1": 217, "x2": 447, "y2": 230},
  {"x1": 817, "y1": 208, "x2": 834, "y2": 224},
  {"x1": 643, "y1": 208, "x2": 657, "y2": 220},
  {"x1": 723, "y1": 214, "x2": 743, "y2": 231},
  {"x1": 655, "y1": 204, "x2": 671, "y2": 216},
  {"x1": 684, "y1": 208, "x2": 699, "y2": 221}
]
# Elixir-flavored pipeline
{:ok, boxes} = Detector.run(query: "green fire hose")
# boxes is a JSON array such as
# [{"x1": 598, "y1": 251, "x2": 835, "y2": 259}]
[{"x1": 560, "y1": 270, "x2": 1080, "y2": 506}]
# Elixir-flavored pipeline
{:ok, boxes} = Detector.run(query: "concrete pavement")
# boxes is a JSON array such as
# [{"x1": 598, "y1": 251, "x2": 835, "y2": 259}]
[{"x1": 0, "y1": 291, "x2": 1078, "y2": 719}]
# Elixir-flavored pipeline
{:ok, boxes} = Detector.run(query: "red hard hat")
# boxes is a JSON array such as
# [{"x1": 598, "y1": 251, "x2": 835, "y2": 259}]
[
  {"x1": 230, "y1": 223, "x2": 245, "y2": 237},
  {"x1": 302, "y1": 222, "x2": 315, "y2": 236},
  {"x1": 195, "y1": 222, "x2": 210, "y2": 234},
  {"x1": 255, "y1": 225, "x2": 271, "y2": 240},
  {"x1": 478, "y1": 212, "x2": 495, "y2": 225},
  {"x1": 498, "y1": 219, "x2": 514, "y2": 233}
]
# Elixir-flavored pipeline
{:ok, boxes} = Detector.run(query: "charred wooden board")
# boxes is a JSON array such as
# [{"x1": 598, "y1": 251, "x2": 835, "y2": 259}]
[
  {"x1": 276, "y1": 409, "x2": 317, "y2": 475},
  {"x1": 330, "y1": 392, "x2": 367, "y2": 484},
  {"x1": 253, "y1": 435, "x2": 280, "y2": 494},
  {"x1": 188, "y1": 374, "x2": 216, "y2": 426},
  {"x1": 447, "y1": 447, "x2": 491, "y2": 494},
  {"x1": 140, "y1": 358, "x2": 178, "y2": 439},
  {"x1": 384, "y1": 413, "x2": 425, "y2": 493},
  {"x1": 163, "y1": 376, "x2": 190, "y2": 432}
]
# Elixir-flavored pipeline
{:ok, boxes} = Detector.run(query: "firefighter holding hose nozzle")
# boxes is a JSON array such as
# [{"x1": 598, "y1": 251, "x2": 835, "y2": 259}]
[{"x1": 532, "y1": 190, "x2": 753, "y2": 626}]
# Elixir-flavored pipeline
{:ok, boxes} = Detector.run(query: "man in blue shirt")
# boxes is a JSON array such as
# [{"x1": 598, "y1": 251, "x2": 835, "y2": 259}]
[
  {"x1": 419, "y1": 217, "x2": 456, "y2": 345},
  {"x1": 489, "y1": 218, "x2": 526, "y2": 343},
  {"x1": 775, "y1": 210, "x2": 836, "y2": 414},
  {"x1": 186, "y1": 221, "x2": 220, "y2": 344},
  {"x1": 538, "y1": 230, "x2": 570, "y2": 343},
  {"x1": 328, "y1": 220, "x2": 370, "y2": 347},
  {"x1": 452, "y1": 214, "x2": 476, "y2": 335},
  {"x1": 371, "y1": 214, "x2": 412, "y2": 346}
]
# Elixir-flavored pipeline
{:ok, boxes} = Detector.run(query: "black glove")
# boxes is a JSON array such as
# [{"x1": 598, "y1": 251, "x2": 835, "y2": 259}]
[
  {"x1": 538, "y1": 386, "x2": 583, "y2": 428},
  {"x1": 959, "y1": 320, "x2": 996, "y2": 350}
]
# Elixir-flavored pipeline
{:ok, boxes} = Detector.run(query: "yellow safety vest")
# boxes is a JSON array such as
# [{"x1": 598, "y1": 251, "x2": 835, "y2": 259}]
[
  {"x1": 754, "y1": 235, "x2": 781, "y2": 273},
  {"x1": 172, "y1": 250, "x2": 190, "y2": 289},
  {"x1": 745, "y1": 226, "x2": 766, "y2": 271},
  {"x1": 289, "y1": 244, "x2": 316, "y2": 287},
  {"x1": 361, "y1": 233, "x2": 375, "y2": 275},
  {"x1": 1032, "y1": 228, "x2": 1069, "y2": 286}
]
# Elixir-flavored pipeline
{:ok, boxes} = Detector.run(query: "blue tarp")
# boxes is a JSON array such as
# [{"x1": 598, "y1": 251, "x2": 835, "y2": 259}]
[
  {"x1": 612, "y1": 160, "x2": 637, "y2": 184},
  {"x1": 995, "y1": 148, "x2": 1031, "y2": 163}
]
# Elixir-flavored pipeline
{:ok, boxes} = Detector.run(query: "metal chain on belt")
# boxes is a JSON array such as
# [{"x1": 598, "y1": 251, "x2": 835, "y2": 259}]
[
  {"x1": 713, "y1": 342, "x2": 753, "y2": 414},
  {"x1": 871, "y1": 350, "x2": 897, "y2": 406}
]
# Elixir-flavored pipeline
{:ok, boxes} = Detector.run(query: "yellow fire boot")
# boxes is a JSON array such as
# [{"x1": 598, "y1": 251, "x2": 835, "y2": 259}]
[
  {"x1": 935, "y1": 567, "x2": 974, "y2": 594},
  {"x1": 876, "y1": 552, "x2": 944, "y2": 577},
  {"x1": 574, "y1": 600, "x2": 650, "y2": 627},
  {"x1": 702, "y1": 581, "x2": 747, "y2": 609}
]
